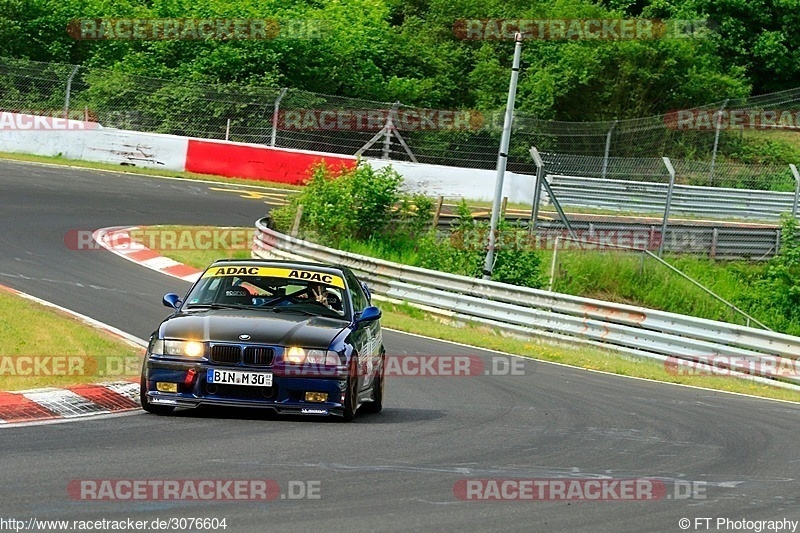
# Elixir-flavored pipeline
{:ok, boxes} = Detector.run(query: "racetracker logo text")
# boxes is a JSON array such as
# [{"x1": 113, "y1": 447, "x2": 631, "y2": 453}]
[
  {"x1": 453, "y1": 479, "x2": 707, "y2": 501},
  {"x1": 453, "y1": 18, "x2": 711, "y2": 40},
  {"x1": 277, "y1": 109, "x2": 485, "y2": 131},
  {"x1": 665, "y1": 356, "x2": 800, "y2": 378},
  {"x1": 280, "y1": 355, "x2": 526, "y2": 378},
  {"x1": 68, "y1": 479, "x2": 321, "y2": 500},
  {"x1": 0, "y1": 112, "x2": 99, "y2": 130},
  {"x1": 65, "y1": 228, "x2": 254, "y2": 251},
  {"x1": 67, "y1": 18, "x2": 327, "y2": 40},
  {"x1": 0, "y1": 355, "x2": 140, "y2": 377},
  {"x1": 665, "y1": 109, "x2": 800, "y2": 130}
]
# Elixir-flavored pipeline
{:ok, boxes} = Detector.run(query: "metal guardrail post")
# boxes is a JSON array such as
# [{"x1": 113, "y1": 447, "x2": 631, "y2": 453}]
[
  {"x1": 270, "y1": 88, "x2": 288, "y2": 147},
  {"x1": 791, "y1": 164, "x2": 800, "y2": 218},
  {"x1": 63, "y1": 65, "x2": 80, "y2": 119},
  {"x1": 659, "y1": 157, "x2": 676, "y2": 258}
]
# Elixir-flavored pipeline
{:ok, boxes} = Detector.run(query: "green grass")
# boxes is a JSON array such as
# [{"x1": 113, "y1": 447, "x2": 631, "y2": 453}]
[
  {"x1": 544, "y1": 249, "x2": 799, "y2": 335},
  {"x1": 0, "y1": 290, "x2": 144, "y2": 391},
  {"x1": 133, "y1": 225, "x2": 800, "y2": 403},
  {"x1": 332, "y1": 233, "x2": 794, "y2": 335}
]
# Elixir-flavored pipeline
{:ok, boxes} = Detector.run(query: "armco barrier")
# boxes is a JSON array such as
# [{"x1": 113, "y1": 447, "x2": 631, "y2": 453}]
[
  {"x1": 549, "y1": 175, "x2": 798, "y2": 221},
  {"x1": 252, "y1": 219, "x2": 800, "y2": 387},
  {"x1": 185, "y1": 139, "x2": 357, "y2": 184}
]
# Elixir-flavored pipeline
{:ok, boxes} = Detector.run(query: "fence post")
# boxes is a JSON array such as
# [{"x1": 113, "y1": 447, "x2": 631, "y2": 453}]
[
  {"x1": 225, "y1": 118, "x2": 231, "y2": 141},
  {"x1": 659, "y1": 157, "x2": 676, "y2": 258},
  {"x1": 790, "y1": 164, "x2": 800, "y2": 218},
  {"x1": 601, "y1": 120, "x2": 617, "y2": 180},
  {"x1": 529, "y1": 146, "x2": 545, "y2": 233},
  {"x1": 63, "y1": 65, "x2": 80, "y2": 118},
  {"x1": 382, "y1": 102, "x2": 400, "y2": 160},
  {"x1": 270, "y1": 88, "x2": 288, "y2": 147},
  {"x1": 709, "y1": 99, "x2": 728, "y2": 186}
]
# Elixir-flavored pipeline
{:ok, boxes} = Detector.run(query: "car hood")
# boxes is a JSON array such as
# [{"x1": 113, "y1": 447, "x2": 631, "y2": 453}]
[{"x1": 159, "y1": 309, "x2": 348, "y2": 348}]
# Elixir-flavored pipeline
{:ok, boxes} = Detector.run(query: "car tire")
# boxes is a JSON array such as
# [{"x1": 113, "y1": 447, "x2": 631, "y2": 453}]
[
  {"x1": 340, "y1": 358, "x2": 359, "y2": 422},
  {"x1": 139, "y1": 366, "x2": 174, "y2": 416},
  {"x1": 361, "y1": 356, "x2": 384, "y2": 414}
]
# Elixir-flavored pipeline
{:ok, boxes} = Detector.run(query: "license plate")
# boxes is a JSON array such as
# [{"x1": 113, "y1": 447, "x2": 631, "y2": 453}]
[{"x1": 207, "y1": 368, "x2": 273, "y2": 387}]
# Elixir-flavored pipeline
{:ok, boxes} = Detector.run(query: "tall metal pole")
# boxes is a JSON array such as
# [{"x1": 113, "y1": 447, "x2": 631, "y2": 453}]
[
  {"x1": 483, "y1": 33, "x2": 523, "y2": 280},
  {"x1": 659, "y1": 157, "x2": 676, "y2": 258}
]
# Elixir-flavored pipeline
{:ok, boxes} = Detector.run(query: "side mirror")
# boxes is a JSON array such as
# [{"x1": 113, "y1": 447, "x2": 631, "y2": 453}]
[
  {"x1": 356, "y1": 306, "x2": 381, "y2": 324},
  {"x1": 162, "y1": 293, "x2": 182, "y2": 309}
]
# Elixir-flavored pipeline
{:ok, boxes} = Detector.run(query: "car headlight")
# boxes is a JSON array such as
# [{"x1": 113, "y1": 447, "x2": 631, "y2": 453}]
[
  {"x1": 284, "y1": 347, "x2": 340, "y2": 365},
  {"x1": 151, "y1": 339, "x2": 206, "y2": 358}
]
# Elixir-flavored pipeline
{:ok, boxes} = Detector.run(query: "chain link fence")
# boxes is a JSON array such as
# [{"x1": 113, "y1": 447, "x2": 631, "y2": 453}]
[{"x1": 3, "y1": 55, "x2": 798, "y2": 179}]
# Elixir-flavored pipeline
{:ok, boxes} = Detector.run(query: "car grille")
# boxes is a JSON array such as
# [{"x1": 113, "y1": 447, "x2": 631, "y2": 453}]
[
  {"x1": 210, "y1": 344, "x2": 241, "y2": 364},
  {"x1": 244, "y1": 346, "x2": 274, "y2": 366},
  {"x1": 210, "y1": 344, "x2": 275, "y2": 366}
]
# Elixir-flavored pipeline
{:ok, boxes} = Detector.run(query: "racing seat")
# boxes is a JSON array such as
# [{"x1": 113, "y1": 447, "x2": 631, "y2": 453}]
[{"x1": 218, "y1": 286, "x2": 255, "y2": 306}]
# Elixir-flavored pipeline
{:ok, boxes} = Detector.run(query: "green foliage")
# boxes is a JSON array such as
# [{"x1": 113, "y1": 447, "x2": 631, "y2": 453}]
[
  {"x1": 271, "y1": 162, "x2": 403, "y2": 243},
  {"x1": 737, "y1": 215, "x2": 800, "y2": 332}
]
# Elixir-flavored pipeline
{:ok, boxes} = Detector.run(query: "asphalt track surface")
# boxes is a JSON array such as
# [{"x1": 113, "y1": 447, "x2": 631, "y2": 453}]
[{"x1": 0, "y1": 160, "x2": 799, "y2": 532}]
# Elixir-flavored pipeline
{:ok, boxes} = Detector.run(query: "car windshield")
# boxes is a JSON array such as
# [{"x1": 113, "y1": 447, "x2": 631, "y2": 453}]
[{"x1": 182, "y1": 265, "x2": 350, "y2": 320}]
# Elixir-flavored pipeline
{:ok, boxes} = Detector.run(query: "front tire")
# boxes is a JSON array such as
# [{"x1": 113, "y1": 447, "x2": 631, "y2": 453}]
[
  {"x1": 362, "y1": 356, "x2": 384, "y2": 414},
  {"x1": 140, "y1": 365, "x2": 174, "y2": 415},
  {"x1": 340, "y1": 358, "x2": 359, "y2": 422}
]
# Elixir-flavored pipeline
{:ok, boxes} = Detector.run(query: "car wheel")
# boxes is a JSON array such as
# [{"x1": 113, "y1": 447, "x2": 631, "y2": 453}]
[
  {"x1": 361, "y1": 356, "x2": 384, "y2": 414},
  {"x1": 139, "y1": 365, "x2": 174, "y2": 416},
  {"x1": 340, "y1": 358, "x2": 359, "y2": 422}
]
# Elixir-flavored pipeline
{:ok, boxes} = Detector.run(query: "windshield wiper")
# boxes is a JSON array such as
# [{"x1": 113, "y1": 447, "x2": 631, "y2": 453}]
[{"x1": 268, "y1": 307, "x2": 318, "y2": 316}]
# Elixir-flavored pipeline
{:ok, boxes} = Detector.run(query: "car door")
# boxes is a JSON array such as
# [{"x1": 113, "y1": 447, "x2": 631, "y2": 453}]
[{"x1": 345, "y1": 271, "x2": 379, "y2": 391}]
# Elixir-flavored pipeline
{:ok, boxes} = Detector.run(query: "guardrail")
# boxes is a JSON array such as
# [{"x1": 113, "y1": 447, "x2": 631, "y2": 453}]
[
  {"x1": 252, "y1": 219, "x2": 800, "y2": 389},
  {"x1": 548, "y1": 175, "x2": 800, "y2": 222}
]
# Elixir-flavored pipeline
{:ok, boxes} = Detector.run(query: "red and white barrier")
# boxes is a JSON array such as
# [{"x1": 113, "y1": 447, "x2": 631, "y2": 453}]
[{"x1": 0, "y1": 112, "x2": 535, "y2": 200}]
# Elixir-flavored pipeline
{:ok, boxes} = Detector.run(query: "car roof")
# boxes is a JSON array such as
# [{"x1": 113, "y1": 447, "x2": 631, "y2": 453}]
[{"x1": 207, "y1": 258, "x2": 352, "y2": 279}]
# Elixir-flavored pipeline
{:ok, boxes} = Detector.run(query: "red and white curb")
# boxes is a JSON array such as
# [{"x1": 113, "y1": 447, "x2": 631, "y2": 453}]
[
  {"x1": 0, "y1": 284, "x2": 146, "y2": 426},
  {"x1": 93, "y1": 226, "x2": 202, "y2": 282}
]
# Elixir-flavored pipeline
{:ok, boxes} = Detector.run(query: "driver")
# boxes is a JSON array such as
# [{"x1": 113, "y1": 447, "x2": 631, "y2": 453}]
[{"x1": 307, "y1": 282, "x2": 343, "y2": 313}]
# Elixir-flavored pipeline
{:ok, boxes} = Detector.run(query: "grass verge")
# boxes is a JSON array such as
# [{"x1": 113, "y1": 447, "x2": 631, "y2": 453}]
[
  {"x1": 0, "y1": 289, "x2": 144, "y2": 391},
  {"x1": 132, "y1": 225, "x2": 800, "y2": 403}
]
